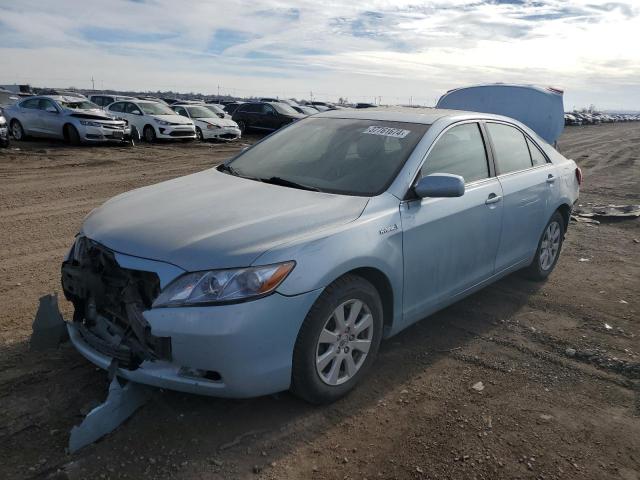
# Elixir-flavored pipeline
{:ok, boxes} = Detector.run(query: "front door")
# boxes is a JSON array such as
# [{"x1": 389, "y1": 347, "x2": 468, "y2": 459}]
[
  {"x1": 38, "y1": 98, "x2": 61, "y2": 136},
  {"x1": 401, "y1": 122, "x2": 503, "y2": 324}
]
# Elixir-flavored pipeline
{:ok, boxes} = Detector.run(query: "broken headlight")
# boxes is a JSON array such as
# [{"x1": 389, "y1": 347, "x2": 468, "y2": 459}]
[
  {"x1": 152, "y1": 261, "x2": 295, "y2": 307},
  {"x1": 80, "y1": 120, "x2": 104, "y2": 127}
]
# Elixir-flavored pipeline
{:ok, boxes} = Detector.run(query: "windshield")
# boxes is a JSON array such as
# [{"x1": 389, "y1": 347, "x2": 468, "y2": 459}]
[
  {"x1": 227, "y1": 118, "x2": 429, "y2": 196},
  {"x1": 60, "y1": 100, "x2": 99, "y2": 110},
  {"x1": 186, "y1": 106, "x2": 216, "y2": 118},
  {"x1": 204, "y1": 104, "x2": 225, "y2": 115},
  {"x1": 270, "y1": 102, "x2": 300, "y2": 116},
  {"x1": 139, "y1": 102, "x2": 176, "y2": 115}
]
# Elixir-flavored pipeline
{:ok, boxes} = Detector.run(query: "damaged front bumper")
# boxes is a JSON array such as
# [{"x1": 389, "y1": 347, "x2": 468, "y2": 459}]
[{"x1": 62, "y1": 237, "x2": 322, "y2": 398}]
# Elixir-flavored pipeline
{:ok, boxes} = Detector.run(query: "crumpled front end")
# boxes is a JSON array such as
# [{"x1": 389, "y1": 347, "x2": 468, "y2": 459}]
[{"x1": 61, "y1": 236, "x2": 171, "y2": 369}]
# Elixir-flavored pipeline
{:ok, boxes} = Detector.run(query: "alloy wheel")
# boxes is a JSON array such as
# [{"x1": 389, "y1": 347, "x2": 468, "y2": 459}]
[
  {"x1": 539, "y1": 221, "x2": 561, "y2": 270},
  {"x1": 315, "y1": 299, "x2": 374, "y2": 386}
]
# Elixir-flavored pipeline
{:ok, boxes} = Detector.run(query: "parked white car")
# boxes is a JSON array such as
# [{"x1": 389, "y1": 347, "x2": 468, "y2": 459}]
[
  {"x1": 105, "y1": 100, "x2": 195, "y2": 142},
  {"x1": 171, "y1": 104, "x2": 241, "y2": 141}
]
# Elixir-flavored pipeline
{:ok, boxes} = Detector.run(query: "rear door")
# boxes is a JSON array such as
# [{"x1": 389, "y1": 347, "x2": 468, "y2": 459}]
[
  {"x1": 16, "y1": 98, "x2": 41, "y2": 134},
  {"x1": 484, "y1": 121, "x2": 556, "y2": 272},
  {"x1": 401, "y1": 122, "x2": 503, "y2": 323}
]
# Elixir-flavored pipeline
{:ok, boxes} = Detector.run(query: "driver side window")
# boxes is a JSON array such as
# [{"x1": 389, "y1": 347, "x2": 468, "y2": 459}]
[
  {"x1": 421, "y1": 123, "x2": 489, "y2": 184},
  {"x1": 125, "y1": 103, "x2": 142, "y2": 115},
  {"x1": 38, "y1": 99, "x2": 57, "y2": 112}
]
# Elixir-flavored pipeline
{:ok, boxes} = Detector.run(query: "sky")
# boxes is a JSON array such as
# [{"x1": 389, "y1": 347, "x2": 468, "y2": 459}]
[{"x1": 0, "y1": 0, "x2": 639, "y2": 109}]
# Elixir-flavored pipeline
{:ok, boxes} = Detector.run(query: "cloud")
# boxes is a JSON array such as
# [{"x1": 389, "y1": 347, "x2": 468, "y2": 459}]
[{"x1": 0, "y1": 0, "x2": 638, "y2": 109}]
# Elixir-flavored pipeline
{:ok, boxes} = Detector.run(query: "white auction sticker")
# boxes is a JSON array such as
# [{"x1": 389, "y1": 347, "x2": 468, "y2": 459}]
[{"x1": 363, "y1": 126, "x2": 410, "y2": 138}]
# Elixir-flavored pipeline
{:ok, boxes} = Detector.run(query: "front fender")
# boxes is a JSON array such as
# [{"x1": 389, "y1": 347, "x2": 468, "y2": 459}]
[{"x1": 254, "y1": 193, "x2": 404, "y2": 334}]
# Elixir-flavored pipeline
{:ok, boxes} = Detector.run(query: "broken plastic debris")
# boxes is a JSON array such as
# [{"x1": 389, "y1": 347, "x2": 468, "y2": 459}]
[
  {"x1": 30, "y1": 294, "x2": 69, "y2": 351},
  {"x1": 68, "y1": 377, "x2": 151, "y2": 453},
  {"x1": 570, "y1": 215, "x2": 600, "y2": 225},
  {"x1": 619, "y1": 299, "x2": 628, "y2": 304},
  {"x1": 573, "y1": 204, "x2": 640, "y2": 219},
  {"x1": 471, "y1": 381, "x2": 485, "y2": 392},
  {"x1": 578, "y1": 258, "x2": 590, "y2": 262},
  {"x1": 604, "y1": 323, "x2": 613, "y2": 330}
]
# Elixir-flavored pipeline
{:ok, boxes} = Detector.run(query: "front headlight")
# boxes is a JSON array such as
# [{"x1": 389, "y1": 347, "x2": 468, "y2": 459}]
[
  {"x1": 0, "y1": 116, "x2": 6, "y2": 126},
  {"x1": 152, "y1": 261, "x2": 295, "y2": 307},
  {"x1": 154, "y1": 118, "x2": 171, "y2": 126},
  {"x1": 80, "y1": 120, "x2": 103, "y2": 127},
  {"x1": 206, "y1": 123, "x2": 220, "y2": 130}
]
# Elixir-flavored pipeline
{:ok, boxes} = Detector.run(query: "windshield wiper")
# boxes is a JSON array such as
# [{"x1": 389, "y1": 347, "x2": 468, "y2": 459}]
[
  {"x1": 218, "y1": 163, "x2": 239, "y2": 176},
  {"x1": 259, "y1": 176, "x2": 321, "y2": 192}
]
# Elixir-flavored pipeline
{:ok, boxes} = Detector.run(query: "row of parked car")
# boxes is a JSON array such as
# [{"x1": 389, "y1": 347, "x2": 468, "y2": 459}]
[
  {"x1": 564, "y1": 111, "x2": 640, "y2": 126},
  {"x1": 0, "y1": 92, "x2": 348, "y2": 146}
]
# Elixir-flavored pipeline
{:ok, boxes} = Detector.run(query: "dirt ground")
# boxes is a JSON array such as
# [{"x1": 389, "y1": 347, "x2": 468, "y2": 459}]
[{"x1": 0, "y1": 123, "x2": 638, "y2": 480}]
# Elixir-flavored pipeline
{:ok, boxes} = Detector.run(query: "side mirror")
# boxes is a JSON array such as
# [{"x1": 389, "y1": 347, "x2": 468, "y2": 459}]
[
  {"x1": 46, "y1": 106, "x2": 58, "y2": 114},
  {"x1": 414, "y1": 173, "x2": 465, "y2": 198}
]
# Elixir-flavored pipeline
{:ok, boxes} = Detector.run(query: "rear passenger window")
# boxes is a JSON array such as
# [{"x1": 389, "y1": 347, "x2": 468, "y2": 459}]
[
  {"x1": 421, "y1": 123, "x2": 489, "y2": 184},
  {"x1": 487, "y1": 123, "x2": 533, "y2": 174},
  {"x1": 526, "y1": 137, "x2": 547, "y2": 166}
]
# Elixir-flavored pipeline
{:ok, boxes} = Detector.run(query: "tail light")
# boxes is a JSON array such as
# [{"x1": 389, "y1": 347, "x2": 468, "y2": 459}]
[{"x1": 575, "y1": 167, "x2": 583, "y2": 186}]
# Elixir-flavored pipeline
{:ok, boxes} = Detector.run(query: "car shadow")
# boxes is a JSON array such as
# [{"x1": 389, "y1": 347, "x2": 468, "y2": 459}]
[{"x1": 0, "y1": 272, "x2": 543, "y2": 479}]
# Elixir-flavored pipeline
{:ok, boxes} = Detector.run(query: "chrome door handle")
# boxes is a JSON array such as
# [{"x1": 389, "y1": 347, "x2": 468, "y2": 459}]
[
  {"x1": 485, "y1": 194, "x2": 502, "y2": 205},
  {"x1": 546, "y1": 175, "x2": 556, "y2": 183}
]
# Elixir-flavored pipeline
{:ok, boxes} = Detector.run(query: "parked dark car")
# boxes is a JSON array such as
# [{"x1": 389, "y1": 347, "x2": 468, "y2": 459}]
[
  {"x1": 89, "y1": 94, "x2": 138, "y2": 108},
  {"x1": 217, "y1": 101, "x2": 244, "y2": 115},
  {"x1": 231, "y1": 102, "x2": 304, "y2": 133}
]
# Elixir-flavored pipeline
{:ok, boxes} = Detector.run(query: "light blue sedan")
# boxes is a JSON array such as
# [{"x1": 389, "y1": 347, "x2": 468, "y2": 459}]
[{"x1": 61, "y1": 108, "x2": 581, "y2": 403}]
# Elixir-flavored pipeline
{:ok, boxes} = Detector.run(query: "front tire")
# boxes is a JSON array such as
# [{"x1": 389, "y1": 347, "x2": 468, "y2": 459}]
[
  {"x1": 236, "y1": 120, "x2": 246, "y2": 133},
  {"x1": 196, "y1": 127, "x2": 204, "y2": 141},
  {"x1": 143, "y1": 125, "x2": 156, "y2": 143},
  {"x1": 291, "y1": 275, "x2": 383, "y2": 404},
  {"x1": 65, "y1": 124, "x2": 81, "y2": 145},
  {"x1": 523, "y1": 211, "x2": 565, "y2": 281}
]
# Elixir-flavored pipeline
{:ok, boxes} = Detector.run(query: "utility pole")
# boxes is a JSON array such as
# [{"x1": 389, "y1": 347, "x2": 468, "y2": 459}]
[
  {"x1": 91, "y1": 76, "x2": 95, "y2": 91},
  {"x1": 310, "y1": 91, "x2": 313, "y2": 102},
  {"x1": 217, "y1": 84, "x2": 220, "y2": 98}
]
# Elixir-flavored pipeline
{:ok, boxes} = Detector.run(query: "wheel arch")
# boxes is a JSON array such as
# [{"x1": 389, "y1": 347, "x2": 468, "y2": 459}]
[
  {"x1": 556, "y1": 203, "x2": 572, "y2": 232},
  {"x1": 334, "y1": 267, "x2": 395, "y2": 336}
]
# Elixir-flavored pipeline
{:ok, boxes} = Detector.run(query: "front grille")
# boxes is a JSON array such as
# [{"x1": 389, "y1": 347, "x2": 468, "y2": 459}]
[
  {"x1": 169, "y1": 130, "x2": 194, "y2": 137},
  {"x1": 62, "y1": 237, "x2": 171, "y2": 368},
  {"x1": 220, "y1": 133, "x2": 238, "y2": 139}
]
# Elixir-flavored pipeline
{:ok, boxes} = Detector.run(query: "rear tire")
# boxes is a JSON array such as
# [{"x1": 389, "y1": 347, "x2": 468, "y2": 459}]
[
  {"x1": 143, "y1": 125, "x2": 156, "y2": 143},
  {"x1": 522, "y1": 211, "x2": 565, "y2": 281},
  {"x1": 10, "y1": 120, "x2": 25, "y2": 140},
  {"x1": 291, "y1": 275, "x2": 383, "y2": 404}
]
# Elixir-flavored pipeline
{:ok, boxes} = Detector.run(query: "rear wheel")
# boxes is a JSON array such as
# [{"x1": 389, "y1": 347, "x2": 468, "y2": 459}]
[
  {"x1": 291, "y1": 275, "x2": 383, "y2": 404},
  {"x1": 523, "y1": 211, "x2": 565, "y2": 281},
  {"x1": 10, "y1": 120, "x2": 25, "y2": 140},
  {"x1": 143, "y1": 125, "x2": 156, "y2": 143}
]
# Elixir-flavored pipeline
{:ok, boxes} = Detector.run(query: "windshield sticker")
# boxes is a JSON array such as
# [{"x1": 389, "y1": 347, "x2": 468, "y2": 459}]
[{"x1": 363, "y1": 126, "x2": 410, "y2": 138}]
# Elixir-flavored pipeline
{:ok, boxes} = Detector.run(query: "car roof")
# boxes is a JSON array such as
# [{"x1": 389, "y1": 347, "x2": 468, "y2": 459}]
[
  {"x1": 314, "y1": 106, "x2": 519, "y2": 125},
  {"x1": 26, "y1": 95, "x2": 86, "y2": 102}
]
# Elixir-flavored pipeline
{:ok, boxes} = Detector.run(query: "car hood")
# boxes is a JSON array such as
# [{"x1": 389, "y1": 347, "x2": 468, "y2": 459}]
[
  {"x1": 64, "y1": 108, "x2": 116, "y2": 121},
  {"x1": 195, "y1": 117, "x2": 238, "y2": 128},
  {"x1": 81, "y1": 169, "x2": 368, "y2": 271},
  {"x1": 153, "y1": 114, "x2": 193, "y2": 125}
]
